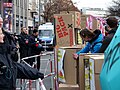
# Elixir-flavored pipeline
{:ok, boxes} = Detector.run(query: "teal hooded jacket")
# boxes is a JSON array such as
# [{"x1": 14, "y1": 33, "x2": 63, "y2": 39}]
[{"x1": 76, "y1": 31, "x2": 103, "y2": 55}]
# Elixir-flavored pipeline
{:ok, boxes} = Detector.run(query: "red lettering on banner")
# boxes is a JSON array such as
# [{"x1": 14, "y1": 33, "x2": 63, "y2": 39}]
[
  {"x1": 61, "y1": 26, "x2": 68, "y2": 36},
  {"x1": 57, "y1": 31, "x2": 63, "y2": 38},
  {"x1": 69, "y1": 28, "x2": 73, "y2": 46},
  {"x1": 58, "y1": 16, "x2": 65, "y2": 26},
  {"x1": 58, "y1": 16, "x2": 63, "y2": 22},
  {"x1": 60, "y1": 21, "x2": 65, "y2": 27},
  {"x1": 56, "y1": 24, "x2": 60, "y2": 30},
  {"x1": 57, "y1": 16, "x2": 69, "y2": 38},
  {"x1": 56, "y1": 25, "x2": 63, "y2": 38},
  {"x1": 3, "y1": 3, "x2": 13, "y2": 7}
]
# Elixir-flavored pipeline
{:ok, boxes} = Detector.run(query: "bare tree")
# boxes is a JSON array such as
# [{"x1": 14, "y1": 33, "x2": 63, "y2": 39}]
[
  {"x1": 42, "y1": 0, "x2": 80, "y2": 22},
  {"x1": 108, "y1": 0, "x2": 120, "y2": 16}
]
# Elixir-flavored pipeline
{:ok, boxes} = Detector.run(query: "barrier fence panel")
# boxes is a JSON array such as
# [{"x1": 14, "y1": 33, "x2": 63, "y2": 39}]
[{"x1": 16, "y1": 51, "x2": 56, "y2": 90}]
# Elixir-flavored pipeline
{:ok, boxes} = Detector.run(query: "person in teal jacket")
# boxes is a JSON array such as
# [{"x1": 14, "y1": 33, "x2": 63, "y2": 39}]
[{"x1": 73, "y1": 28, "x2": 103, "y2": 60}]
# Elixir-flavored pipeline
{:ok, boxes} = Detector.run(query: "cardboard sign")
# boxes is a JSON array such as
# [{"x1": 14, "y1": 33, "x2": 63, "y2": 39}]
[
  {"x1": 54, "y1": 14, "x2": 75, "y2": 47},
  {"x1": 60, "y1": 11, "x2": 81, "y2": 29},
  {"x1": 79, "y1": 54, "x2": 104, "y2": 90},
  {"x1": 57, "y1": 46, "x2": 83, "y2": 84},
  {"x1": 58, "y1": 84, "x2": 79, "y2": 90}
]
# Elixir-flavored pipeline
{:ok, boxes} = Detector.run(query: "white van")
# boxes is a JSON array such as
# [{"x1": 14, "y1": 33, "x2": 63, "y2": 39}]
[{"x1": 38, "y1": 22, "x2": 54, "y2": 50}]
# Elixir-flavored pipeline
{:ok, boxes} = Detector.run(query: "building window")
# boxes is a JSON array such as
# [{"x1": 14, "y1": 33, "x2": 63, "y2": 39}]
[
  {"x1": 0, "y1": 1, "x2": 1, "y2": 14},
  {"x1": 16, "y1": 0, "x2": 19, "y2": 6}
]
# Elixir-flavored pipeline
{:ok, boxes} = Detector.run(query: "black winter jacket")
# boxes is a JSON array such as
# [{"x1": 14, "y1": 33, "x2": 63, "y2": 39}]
[
  {"x1": 99, "y1": 27, "x2": 118, "y2": 53},
  {"x1": 29, "y1": 35, "x2": 43, "y2": 55},
  {"x1": 2, "y1": 29, "x2": 19, "y2": 62},
  {"x1": 19, "y1": 32, "x2": 30, "y2": 58},
  {"x1": 19, "y1": 32, "x2": 29, "y2": 51},
  {"x1": 0, "y1": 44, "x2": 44, "y2": 90}
]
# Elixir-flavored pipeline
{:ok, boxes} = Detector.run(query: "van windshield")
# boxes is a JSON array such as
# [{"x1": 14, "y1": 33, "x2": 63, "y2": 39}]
[{"x1": 39, "y1": 30, "x2": 53, "y2": 37}]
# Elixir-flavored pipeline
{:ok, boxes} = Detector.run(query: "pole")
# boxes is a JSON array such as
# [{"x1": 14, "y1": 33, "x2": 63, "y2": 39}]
[
  {"x1": 39, "y1": 0, "x2": 41, "y2": 25},
  {"x1": 18, "y1": 0, "x2": 21, "y2": 34},
  {"x1": 13, "y1": 0, "x2": 16, "y2": 33}
]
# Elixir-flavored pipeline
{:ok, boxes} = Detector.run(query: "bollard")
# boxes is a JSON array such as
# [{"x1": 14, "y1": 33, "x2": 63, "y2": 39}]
[{"x1": 29, "y1": 80, "x2": 32, "y2": 90}]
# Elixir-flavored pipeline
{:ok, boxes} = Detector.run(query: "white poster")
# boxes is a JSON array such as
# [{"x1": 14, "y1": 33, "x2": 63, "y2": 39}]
[
  {"x1": 57, "y1": 48, "x2": 66, "y2": 83},
  {"x1": 89, "y1": 58, "x2": 95, "y2": 90}
]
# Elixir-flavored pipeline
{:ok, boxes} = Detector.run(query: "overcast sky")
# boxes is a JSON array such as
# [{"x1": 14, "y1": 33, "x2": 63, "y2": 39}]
[{"x1": 72, "y1": 0, "x2": 114, "y2": 10}]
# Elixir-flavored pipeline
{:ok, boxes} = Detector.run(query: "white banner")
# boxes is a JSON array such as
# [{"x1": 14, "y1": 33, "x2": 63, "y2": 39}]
[{"x1": 57, "y1": 48, "x2": 66, "y2": 83}]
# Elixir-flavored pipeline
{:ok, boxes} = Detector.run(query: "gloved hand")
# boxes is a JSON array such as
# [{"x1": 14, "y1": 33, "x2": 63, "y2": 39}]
[
  {"x1": 38, "y1": 72, "x2": 44, "y2": 80},
  {"x1": 35, "y1": 43, "x2": 39, "y2": 47},
  {"x1": 35, "y1": 43, "x2": 43, "y2": 48},
  {"x1": 38, "y1": 44, "x2": 43, "y2": 48}
]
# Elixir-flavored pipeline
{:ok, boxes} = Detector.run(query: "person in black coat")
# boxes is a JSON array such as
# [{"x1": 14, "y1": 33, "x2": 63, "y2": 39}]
[
  {"x1": 2, "y1": 28, "x2": 19, "y2": 62},
  {"x1": 99, "y1": 16, "x2": 118, "y2": 53},
  {"x1": 19, "y1": 27, "x2": 29, "y2": 60},
  {"x1": 0, "y1": 27, "x2": 44, "y2": 90},
  {"x1": 1, "y1": 16, "x2": 19, "y2": 62},
  {"x1": 29, "y1": 29, "x2": 43, "y2": 70}
]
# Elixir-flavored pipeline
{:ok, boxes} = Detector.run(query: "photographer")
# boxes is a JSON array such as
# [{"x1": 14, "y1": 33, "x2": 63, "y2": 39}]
[
  {"x1": 2, "y1": 28, "x2": 19, "y2": 62},
  {"x1": 0, "y1": 27, "x2": 44, "y2": 90}
]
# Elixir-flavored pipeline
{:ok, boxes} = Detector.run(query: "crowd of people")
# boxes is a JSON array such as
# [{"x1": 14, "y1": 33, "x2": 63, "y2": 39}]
[
  {"x1": 18, "y1": 27, "x2": 44, "y2": 70},
  {"x1": 73, "y1": 16, "x2": 119, "y2": 59},
  {"x1": 0, "y1": 17, "x2": 44, "y2": 89},
  {"x1": 3, "y1": 26, "x2": 44, "y2": 70},
  {"x1": 0, "y1": 15, "x2": 119, "y2": 89}
]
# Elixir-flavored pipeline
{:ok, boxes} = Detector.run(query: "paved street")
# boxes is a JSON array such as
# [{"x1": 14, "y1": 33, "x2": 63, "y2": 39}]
[
  {"x1": 40, "y1": 51, "x2": 55, "y2": 90},
  {"x1": 16, "y1": 51, "x2": 55, "y2": 90}
]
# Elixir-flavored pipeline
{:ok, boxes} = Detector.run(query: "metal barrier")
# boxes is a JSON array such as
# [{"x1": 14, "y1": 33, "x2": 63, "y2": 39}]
[{"x1": 16, "y1": 51, "x2": 56, "y2": 90}]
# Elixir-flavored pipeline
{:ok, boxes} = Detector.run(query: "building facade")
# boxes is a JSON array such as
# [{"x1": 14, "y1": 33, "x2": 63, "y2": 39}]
[
  {"x1": 0, "y1": 0, "x2": 28, "y2": 34},
  {"x1": 13, "y1": 0, "x2": 28, "y2": 34},
  {"x1": 0, "y1": 0, "x2": 48, "y2": 34},
  {"x1": 82, "y1": 7, "x2": 109, "y2": 17}
]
